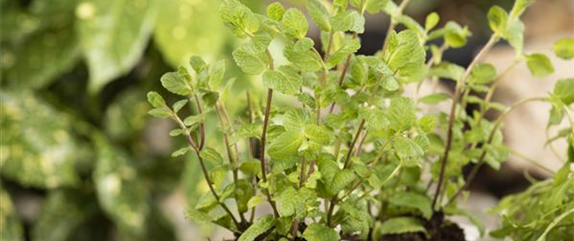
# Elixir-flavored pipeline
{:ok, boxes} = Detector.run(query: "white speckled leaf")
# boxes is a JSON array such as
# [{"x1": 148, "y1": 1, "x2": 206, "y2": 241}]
[
  {"x1": 76, "y1": 0, "x2": 159, "y2": 93},
  {"x1": 0, "y1": 91, "x2": 80, "y2": 189},
  {"x1": 94, "y1": 139, "x2": 149, "y2": 234},
  {"x1": 154, "y1": 0, "x2": 226, "y2": 67}
]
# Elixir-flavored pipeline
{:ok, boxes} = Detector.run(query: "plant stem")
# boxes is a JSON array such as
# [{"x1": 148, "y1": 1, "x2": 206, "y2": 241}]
[
  {"x1": 431, "y1": 35, "x2": 498, "y2": 211},
  {"x1": 446, "y1": 97, "x2": 548, "y2": 205},
  {"x1": 193, "y1": 94, "x2": 206, "y2": 149},
  {"x1": 260, "y1": 50, "x2": 280, "y2": 218},
  {"x1": 343, "y1": 119, "x2": 366, "y2": 169},
  {"x1": 172, "y1": 114, "x2": 241, "y2": 229},
  {"x1": 536, "y1": 207, "x2": 574, "y2": 241},
  {"x1": 328, "y1": 32, "x2": 359, "y2": 114}
]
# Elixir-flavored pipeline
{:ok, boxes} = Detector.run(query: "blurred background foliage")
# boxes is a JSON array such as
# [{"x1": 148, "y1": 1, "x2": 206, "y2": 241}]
[{"x1": 0, "y1": 0, "x2": 570, "y2": 240}]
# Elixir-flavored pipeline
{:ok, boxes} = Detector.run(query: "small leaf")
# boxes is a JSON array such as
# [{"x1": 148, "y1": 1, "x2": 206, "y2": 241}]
[
  {"x1": 148, "y1": 107, "x2": 172, "y2": 118},
  {"x1": 307, "y1": 0, "x2": 332, "y2": 32},
  {"x1": 282, "y1": 8, "x2": 308, "y2": 39},
  {"x1": 189, "y1": 56, "x2": 207, "y2": 74},
  {"x1": 379, "y1": 217, "x2": 427, "y2": 235},
  {"x1": 487, "y1": 6, "x2": 508, "y2": 36},
  {"x1": 172, "y1": 147, "x2": 191, "y2": 157},
  {"x1": 247, "y1": 195, "x2": 264, "y2": 209},
  {"x1": 220, "y1": 0, "x2": 259, "y2": 38},
  {"x1": 262, "y1": 66, "x2": 303, "y2": 95},
  {"x1": 169, "y1": 129, "x2": 186, "y2": 137},
  {"x1": 267, "y1": 2, "x2": 285, "y2": 21},
  {"x1": 359, "y1": 108, "x2": 390, "y2": 131},
  {"x1": 553, "y1": 38, "x2": 574, "y2": 60},
  {"x1": 161, "y1": 72, "x2": 193, "y2": 96},
  {"x1": 470, "y1": 63, "x2": 497, "y2": 84},
  {"x1": 419, "y1": 93, "x2": 451, "y2": 104},
  {"x1": 268, "y1": 131, "x2": 304, "y2": 160},
  {"x1": 200, "y1": 147, "x2": 224, "y2": 165},
  {"x1": 388, "y1": 97, "x2": 416, "y2": 131},
  {"x1": 393, "y1": 136, "x2": 424, "y2": 165},
  {"x1": 172, "y1": 99, "x2": 189, "y2": 113},
  {"x1": 326, "y1": 38, "x2": 361, "y2": 68},
  {"x1": 304, "y1": 124, "x2": 333, "y2": 145},
  {"x1": 525, "y1": 53, "x2": 554, "y2": 78},
  {"x1": 303, "y1": 223, "x2": 340, "y2": 241},
  {"x1": 238, "y1": 215, "x2": 275, "y2": 241},
  {"x1": 284, "y1": 109, "x2": 309, "y2": 132},
  {"x1": 553, "y1": 78, "x2": 574, "y2": 105},
  {"x1": 331, "y1": 10, "x2": 365, "y2": 34},
  {"x1": 147, "y1": 91, "x2": 166, "y2": 108},
  {"x1": 425, "y1": 12, "x2": 440, "y2": 31},
  {"x1": 284, "y1": 43, "x2": 324, "y2": 72},
  {"x1": 233, "y1": 45, "x2": 269, "y2": 75},
  {"x1": 183, "y1": 114, "x2": 204, "y2": 127}
]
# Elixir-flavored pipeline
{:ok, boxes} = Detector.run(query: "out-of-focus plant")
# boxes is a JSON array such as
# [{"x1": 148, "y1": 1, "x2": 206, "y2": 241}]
[
  {"x1": 147, "y1": 0, "x2": 573, "y2": 240},
  {"x1": 0, "y1": 0, "x2": 265, "y2": 240}
]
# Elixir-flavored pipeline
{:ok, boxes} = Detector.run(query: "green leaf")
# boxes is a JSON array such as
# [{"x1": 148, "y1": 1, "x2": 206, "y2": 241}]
[
  {"x1": 0, "y1": 92, "x2": 80, "y2": 188},
  {"x1": 304, "y1": 124, "x2": 333, "y2": 145},
  {"x1": 200, "y1": 147, "x2": 224, "y2": 165},
  {"x1": 220, "y1": 0, "x2": 259, "y2": 38},
  {"x1": 379, "y1": 217, "x2": 427, "y2": 235},
  {"x1": 172, "y1": 147, "x2": 190, "y2": 157},
  {"x1": 419, "y1": 93, "x2": 451, "y2": 104},
  {"x1": 238, "y1": 215, "x2": 275, "y2": 241},
  {"x1": 77, "y1": 0, "x2": 158, "y2": 93},
  {"x1": 393, "y1": 136, "x2": 424, "y2": 165},
  {"x1": 359, "y1": 108, "x2": 390, "y2": 131},
  {"x1": 284, "y1": 41, "x2": 324, "y2": 72},
  {"x1": 172, "y1": 99, "x2": 189, "y2": 113},
  {"x1": 362, "y1": 0, "x2": 389, "y2": 14},
  {"x1": 417, "y1": 115, "x2": 436, "y2": 133},
  {"x1": 268, "y1": 131, "x2": 304, "y2": 160},
  {"x1": 350, "y1": 56, "x2": 369, "y2": 84},
  {"x1": 509, "y1": 0, "x2": 533, "y2": 19},
  {"x1": 94, "y1": 140, "x2": 149, "y2": 233},
  {"x1": 388, "y1": 97, "x2": 416, "y2": 131},
  {"x1": 233, "y1": 45, "x2": 270, "y2": 75},
  {"x1": 189, "y1": 56, "x2": 207, "y2": 74},
  {"x1": 443, "y1": 207, "x2": 485, "y2": 237},
  {"x1": 267, "y1": 2, "x2": 285, "y2": 21},
  {"x1": 284, "y1": 109, "x2": 309, "y2": 132},
  {"x1": 503, "y1": 19, "x2": 525, "y2": 54},
  {"x1": 487, "y1": 6, "x2": 508, "y2": 36},
  {"x1": 307, "y1": 0, "x2": 332, "y2": 32},
  {"x1": 429, "y1": 62, "x2": 465, "y2": 82},
  {"x1": 331, "y1": 10, "x2": 365, "y2": 34},
  {"x1": 389, "y1": 192, "x2": 432, "y2": 219},
  {"x1": 553, "y1": 38, "x2": 574, "y2": 60},
  {"x1": 147, "y1": 92, "x2": 166, "y2": 108},
  {"x1": 0, "y1": 188, "x2": 24, "y2": 241},
  {"x1": 148, "y1": 107, "x2": 172, "y2": 118},
  {"x1": 525, "y1": 53, "x2": 554, "y2": 78},
  {"x1": 553, "y1": 78, "x2": 574, "y2": 105},
  {"x1": 326, "y1": 38, "x2": 361, "y2": 68},
  {"x1": 161, "y1": 72, "x2": 193, "y2": 96},
  {"x1": 154, "y1": 0, "x2": 225, "y2": 66},
  {"x1": 425, "y1": 12, "x2": 440, "y2": 31},
  {"x1": 32, "y1": 190, "x2": 97, "y2": 241},
  {"x1": 303, "y1": 223, "x2": 340, "y2": 241},
  {"x1": 208, "y1": 59, "x2": 226, "y2": 88},
  {"x1": 262, "y1": 65, "x2": 303, "y2": 95},
  {"x1": 6, "y1": 26, "x2": 79, "y2": 90},
  {"x1": 383, "y1": 30, "x2": 426, "y2": 82},
  {"x1": 282, "y1": 8, "x2": 308, "y2": 39},
  {"x1": 470, "y1": 63, "x2": 497, "y2": 84},
  {"x1": 183, "y1": 114, "x2": 205, "y2": 127}
]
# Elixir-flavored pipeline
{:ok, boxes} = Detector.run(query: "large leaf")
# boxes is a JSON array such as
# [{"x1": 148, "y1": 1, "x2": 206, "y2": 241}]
[
  {"x1": 94, "y1": 139, "x2": 149, "y2": 234},
  {"x1": 154, "y1": 0, "x2": 226, "y2": 67},
  {"x1": 76, "y1": 0, "x2": 159, "y2": 92},
  {"x1": 379, "y1": 217, "x2": 427, "y2": 235},
  {"x1": 32, "y1": 190, "x2": 98, "y2": 241},
  {"x1": 268, "y1": 131, "x2": 304, "y2": 160},
  {"x1": 0, "y1": 91, "x2": 79, "y2": 188}
]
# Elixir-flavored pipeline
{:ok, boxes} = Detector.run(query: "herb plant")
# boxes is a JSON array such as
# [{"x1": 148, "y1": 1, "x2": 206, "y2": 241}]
[{"x1": 147, "y1": 0, "x2": 574, "y2": 240}]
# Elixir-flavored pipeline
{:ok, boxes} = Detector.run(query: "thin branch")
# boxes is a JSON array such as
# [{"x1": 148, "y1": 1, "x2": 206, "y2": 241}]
[
  {"x1": 172, "y1": 114, "x2": 241, "y2": 229},
  {"x1": 193, "y1": 94, "x2": 206, "y2": 150},
  {"x1": 344, "y1": 119, "x2": 366, "y2": 169},
  {"x1": 446, "y1": 97, "x2": 548, "y2": 205},
  {"x1": 431, "y1": 35, "x2": 498, "y2": 211}
]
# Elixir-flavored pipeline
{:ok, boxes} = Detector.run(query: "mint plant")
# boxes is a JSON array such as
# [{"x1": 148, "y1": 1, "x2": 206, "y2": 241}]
[{"x1": 147, "y1": 0, "x2": 574, "y2": 240}]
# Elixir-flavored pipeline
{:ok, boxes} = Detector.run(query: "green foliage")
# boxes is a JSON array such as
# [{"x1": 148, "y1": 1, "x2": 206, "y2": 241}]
[{"x1": 3, "y1": 0, "x2": 571, "y2": 239}]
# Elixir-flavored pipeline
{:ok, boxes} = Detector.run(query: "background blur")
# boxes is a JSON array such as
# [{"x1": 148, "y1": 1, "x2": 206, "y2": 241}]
[{"x1": 1, "y1": 0, "x2": 573, "y2": 240}]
